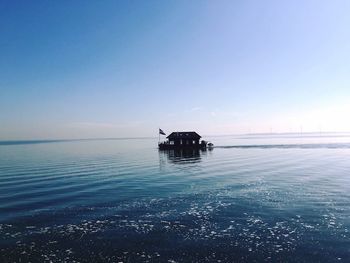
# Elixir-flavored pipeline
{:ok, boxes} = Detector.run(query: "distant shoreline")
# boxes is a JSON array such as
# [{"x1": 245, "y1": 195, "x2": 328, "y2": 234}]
[
  {"x1": 1, "y1": 132, "x2": 350, "y2": 146},
  {"x1": 0, "y1": 137, "x2": 156, "y2": 146}
]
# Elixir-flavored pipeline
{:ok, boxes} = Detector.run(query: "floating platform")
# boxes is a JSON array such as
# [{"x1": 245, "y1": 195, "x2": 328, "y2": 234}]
[
  {"x1": 158, "y1": 143, "x2": 207, "y2": 150},
  {"x1": 158, "y1": 131, "x2": 213, "y2": 150}
]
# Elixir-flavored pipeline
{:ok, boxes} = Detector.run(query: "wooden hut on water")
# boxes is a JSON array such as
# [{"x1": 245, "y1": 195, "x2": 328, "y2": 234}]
[{"x1": 158, "y1": 131, "x2": 209, "y2": 149}]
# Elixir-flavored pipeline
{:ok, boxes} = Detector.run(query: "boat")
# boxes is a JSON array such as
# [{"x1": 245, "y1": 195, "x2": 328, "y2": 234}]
[
  {"x1": 158, "y1": 131, "x2": 213, "y2": 150},
  {"x1": 207, "y1": 142, "x2": 214, "y2": 148}
]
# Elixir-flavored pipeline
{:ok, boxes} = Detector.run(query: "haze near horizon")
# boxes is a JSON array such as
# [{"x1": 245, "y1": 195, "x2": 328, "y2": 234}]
[{"x1": 1, "y1": 0, "x2": 350, "y2": 140}]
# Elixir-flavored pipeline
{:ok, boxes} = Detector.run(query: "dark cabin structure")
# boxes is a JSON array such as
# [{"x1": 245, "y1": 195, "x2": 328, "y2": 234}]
[{"x1": 159, "y1": 131, "x2": 207, "y2": 150}]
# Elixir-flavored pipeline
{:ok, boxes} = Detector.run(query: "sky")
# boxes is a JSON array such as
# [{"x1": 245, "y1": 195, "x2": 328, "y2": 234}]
[{"x1": 1, "y1": 0, "x2": 350, "y2": 140}]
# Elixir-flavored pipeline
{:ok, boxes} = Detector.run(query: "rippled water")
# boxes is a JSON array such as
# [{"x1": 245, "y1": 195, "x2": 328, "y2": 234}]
[{"x1": 1, "y1": 134, "x2": 350, "y2": 262}]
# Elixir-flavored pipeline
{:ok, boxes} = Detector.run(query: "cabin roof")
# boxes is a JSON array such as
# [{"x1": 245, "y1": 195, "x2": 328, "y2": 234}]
[{"x1": 167, "y1": 131, "x2": 201, "y2": 139}]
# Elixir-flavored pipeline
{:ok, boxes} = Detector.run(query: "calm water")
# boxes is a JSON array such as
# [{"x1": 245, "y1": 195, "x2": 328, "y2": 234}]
[{"x1": 0, "y1": 134, "x2": 350, "y2": 262}]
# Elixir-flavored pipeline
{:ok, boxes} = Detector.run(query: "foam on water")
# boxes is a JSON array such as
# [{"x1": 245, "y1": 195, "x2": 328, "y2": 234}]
[{"x1": 217, "y1": 143, "x2": 350, "y2": 149}]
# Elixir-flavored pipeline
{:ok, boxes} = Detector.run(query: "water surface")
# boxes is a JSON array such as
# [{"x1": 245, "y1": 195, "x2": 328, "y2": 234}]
[{"x1": 0, "y1": 134, "x2": 349, "y2": 262}]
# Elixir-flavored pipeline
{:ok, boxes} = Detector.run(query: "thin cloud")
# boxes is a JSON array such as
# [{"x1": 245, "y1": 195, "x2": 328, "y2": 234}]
[{"x1": 190, "y1": 107, "x2": 202, "y2": 112}]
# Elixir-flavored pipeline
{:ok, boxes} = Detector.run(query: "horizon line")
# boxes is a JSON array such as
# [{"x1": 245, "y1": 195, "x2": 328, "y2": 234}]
[{"x1": 1, "y1": 131, "x2": 350, "y2": 145}]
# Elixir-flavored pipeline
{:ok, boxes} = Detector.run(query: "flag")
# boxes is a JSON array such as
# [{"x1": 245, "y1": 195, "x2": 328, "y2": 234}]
[{"x1": 159, "y1": 128, "x2": 166, "y2": 135}]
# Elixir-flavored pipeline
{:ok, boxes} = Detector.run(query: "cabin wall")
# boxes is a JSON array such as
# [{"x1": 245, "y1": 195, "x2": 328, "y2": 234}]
[{"x1": 168, "y1": 138, "x2": 200, "y2": 146}]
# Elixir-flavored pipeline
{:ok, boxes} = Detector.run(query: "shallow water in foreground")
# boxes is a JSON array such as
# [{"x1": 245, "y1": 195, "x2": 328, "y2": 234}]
[{"x1": 0, "y1": 134, "x2": 350, "y2": 262}]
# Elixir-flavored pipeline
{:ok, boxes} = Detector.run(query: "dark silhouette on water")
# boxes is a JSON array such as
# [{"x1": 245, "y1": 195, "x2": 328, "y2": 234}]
[
  {"x1": 159, "y1": 148, "x2": 213, "y2": 168},
  {"x1": 162, "y1": 148, "x2": 202, "y2": 164},
  {"x1": 158, "y1": 131, "x2": 212, "y2": 150}
]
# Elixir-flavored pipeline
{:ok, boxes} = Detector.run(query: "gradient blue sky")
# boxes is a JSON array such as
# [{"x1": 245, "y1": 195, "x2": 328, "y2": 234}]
[{"x1": 1, "y1": 0, "x2": 350, "y2": 139}]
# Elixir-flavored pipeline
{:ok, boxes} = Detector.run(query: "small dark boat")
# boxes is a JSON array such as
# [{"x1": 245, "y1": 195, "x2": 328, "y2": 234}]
[
  {"x1": 158, "y1": 131, "x2": 213, "y2": 150},
  {"x1": 207, "y1": 142, "x2": 214, "y2": 148}
]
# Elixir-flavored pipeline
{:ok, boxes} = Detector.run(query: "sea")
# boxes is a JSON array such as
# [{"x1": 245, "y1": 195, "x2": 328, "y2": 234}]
[{"x1": 0, "y1": 133, "x2": 349, "y2": 262}]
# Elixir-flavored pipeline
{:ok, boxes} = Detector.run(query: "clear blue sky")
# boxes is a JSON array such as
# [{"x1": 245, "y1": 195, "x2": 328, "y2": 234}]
[{"x1": 1, "y1": 0, "x2": 350, "y2": 139}]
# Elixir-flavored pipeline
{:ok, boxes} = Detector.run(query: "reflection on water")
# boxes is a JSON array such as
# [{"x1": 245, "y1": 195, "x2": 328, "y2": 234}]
[
  {"x1": 159, "y1": 148, "x2": 215, "y2": 168},
  {"x1": 159, "y1": 148, "x2": 209, "y2": 163}
]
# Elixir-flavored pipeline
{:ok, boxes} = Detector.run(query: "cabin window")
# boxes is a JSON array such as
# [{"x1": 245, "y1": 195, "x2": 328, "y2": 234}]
[
  {"x1": 193, "y1": 140, "x2": 196, "y2": 144},
  {"x1": 186, "y1": 140, "x2": 189, "y2": 145},
  {"x1": 169, "y1": 141, "x2": 174, "y2": 145},
  {"x1": 180, "y1": 139, "x2": 182, "y2": 145}
]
